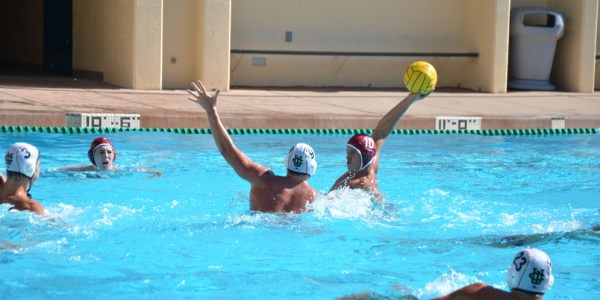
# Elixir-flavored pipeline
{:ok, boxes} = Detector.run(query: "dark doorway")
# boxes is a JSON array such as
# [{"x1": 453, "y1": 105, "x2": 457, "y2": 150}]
[{"x1": 43, "y1": 0, "x2": 72, "y2": 76}]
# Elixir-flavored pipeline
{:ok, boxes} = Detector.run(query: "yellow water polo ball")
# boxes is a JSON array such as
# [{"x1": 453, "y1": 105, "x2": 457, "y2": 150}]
[{"x1": 403, "y1": 61, "x2": 437, "y2": 94}]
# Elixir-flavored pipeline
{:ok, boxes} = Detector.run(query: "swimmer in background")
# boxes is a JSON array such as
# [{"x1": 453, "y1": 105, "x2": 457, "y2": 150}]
[
  {"x1": 187, "y1": 80, "x2": 318, "y2": 213},
  {"x1": 329, "y1": 91, "x2": 430, "y2": 199},
  {"x1": 432, "y1": 248, "x2": 553, "y2": 300},
  {"x1": 0, "y1": 142, "x2": 45, "y2": 214},
  {"x1": 59, "y1": 137, "x2": 162, "y2": 177}
]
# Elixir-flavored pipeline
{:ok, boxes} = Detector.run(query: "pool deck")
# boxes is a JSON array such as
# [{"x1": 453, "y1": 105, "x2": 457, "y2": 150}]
[{"x1": 1, "y1": 75, "x2": 599, "y2": 130}]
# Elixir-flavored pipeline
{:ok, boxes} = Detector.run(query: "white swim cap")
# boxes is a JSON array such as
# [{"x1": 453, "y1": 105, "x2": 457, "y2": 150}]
[
  {"x1": 506, "y1": 248, "x2": 554, "y2": 294},
  {"x1": 5, "y1": 142, "x2": 40, "y2": 179},
  {"x1": 285, "y1": 143, "x2": 317, "y2": 176}
]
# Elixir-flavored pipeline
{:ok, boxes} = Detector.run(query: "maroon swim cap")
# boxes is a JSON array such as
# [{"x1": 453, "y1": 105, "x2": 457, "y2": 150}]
[
  {"x1": 346, "y1": 134, "x2": 376, "y2": 170},
  {"x1": 88, "y1": 137, "x2": 117, "y2": 167}
]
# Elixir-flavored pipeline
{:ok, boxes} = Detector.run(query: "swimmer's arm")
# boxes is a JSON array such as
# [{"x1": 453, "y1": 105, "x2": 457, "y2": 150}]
[
  {"x1": 9, "y1": 197, "x2": 44, "y2": 215},
  {"x1": 188, "y1": 80, "x2": 269, "y2": 186},
  {"x1": 138, "y1": 168, "x2": 163, "y2": 177},
  {"x1": 207, "y1": 107, "x2": 269, "y2": 185},
  {"x1": 56, "y1": 165, "x2": 96, "y2": 172},
  {"x1": 371, "y1": 93, "x2": 423, "y2": 143},
  {"x1": 329, "y1": 172, "x2": 352, "y2": 192},
  {"x1": 370, "y1": 92, "x2": 427, "y2": 169},
  {"x1": 0, "y1": 173, "x2": 5, "y2": 184}
]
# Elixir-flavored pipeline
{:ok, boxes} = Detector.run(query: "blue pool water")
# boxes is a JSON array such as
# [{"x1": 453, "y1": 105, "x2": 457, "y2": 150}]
[{"x1": 1, "y1": 131, "x2": 599, "y2": 299}]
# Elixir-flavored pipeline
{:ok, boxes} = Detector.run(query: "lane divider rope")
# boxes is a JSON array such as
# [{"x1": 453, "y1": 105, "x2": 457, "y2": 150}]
[{"x1": 0, "y1": 126, "x2": 598, "y2": 135}]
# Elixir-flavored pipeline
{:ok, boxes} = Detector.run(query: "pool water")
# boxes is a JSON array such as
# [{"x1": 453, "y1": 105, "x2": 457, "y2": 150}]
[{"x1": 1, "y1": 132, "x2": 599, "y2": 299}]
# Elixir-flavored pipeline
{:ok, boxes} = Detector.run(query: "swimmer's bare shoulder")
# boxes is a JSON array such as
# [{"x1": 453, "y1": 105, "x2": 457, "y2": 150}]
[
  {"x1": 431, "y1": 282, "x2": 515, "y2": 300},
  {"x1": 6, "y1": 194, "x2": 44, "y2": 214},
  {"x1": 252, "y1": 169, "x2": 280, "y2": 191},
  {"x1": 259, "y1": 169, "x2": 275, "y2": 179}
]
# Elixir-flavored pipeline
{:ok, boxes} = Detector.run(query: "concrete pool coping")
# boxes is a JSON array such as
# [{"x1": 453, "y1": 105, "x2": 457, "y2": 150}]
[{"x1": 1, "y1": 76, "x2": 599, "y2": 130}]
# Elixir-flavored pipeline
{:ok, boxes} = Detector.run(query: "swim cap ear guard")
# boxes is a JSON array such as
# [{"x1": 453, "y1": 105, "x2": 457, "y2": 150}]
[
  {"x1": 285, "y1": 143, "x2": 317, "y2": 176},
  {"x1": 506, "y1": 248, "x2": 554, "y2": 294},
  {"x1": 5, "y1": 142, "x2": 39, "y2": 179},
  {"x1": 346, "y1": 134, "x2": 376, "y2": 171},
  {"x1": 88, "y1": 137, "x2": 117, "y2": 167}
]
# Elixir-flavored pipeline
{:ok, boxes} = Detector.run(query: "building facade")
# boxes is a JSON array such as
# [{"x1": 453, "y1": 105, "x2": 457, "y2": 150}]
[{"x1": 1, "y1": 0, "x2": 598, "y2": 92}]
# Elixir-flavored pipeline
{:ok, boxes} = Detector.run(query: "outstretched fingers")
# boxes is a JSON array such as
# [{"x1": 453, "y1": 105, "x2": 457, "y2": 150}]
[
  {"x1": 192, "y1": 81, "x2": 207, "y2": 94},
  {"x1": 187, "y1": 88, "x2": 197, "y2": 97},
  {"x1": 187, "y1": 82, "x2": 201, "y2": 100},
  {"x1": 189, "y1": 80, "x2": 221, "y2": 98},
  {"x1": 187, "y1": 81, "x2": 208, "y2": 103},
  {"x1": 187, "y1": 80, "x2": 223, "y2": 109}
]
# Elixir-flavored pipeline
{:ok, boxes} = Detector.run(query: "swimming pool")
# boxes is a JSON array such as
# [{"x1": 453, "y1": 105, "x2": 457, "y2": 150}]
[{"x1": 1, "y1": 130, "x2": 599, "y2": 299}]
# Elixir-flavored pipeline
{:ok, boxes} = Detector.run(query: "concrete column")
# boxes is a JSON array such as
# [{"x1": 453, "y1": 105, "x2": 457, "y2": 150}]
[
  {"x1": 132, "y1": 0, "x2": 163, "y2": 89},
  {"x1": 104, "y1": 0, "x2": 162, "y2": 89},
  {"x1": 195, "y1": 0, "x2": 231, "y2": 91},
  {"x1": 104, "y1": 0, "x2": 134, "y2": 88},
  {"x1": 597, "y1": 2, "x2": 600, "y2": 90},
  {"x1": 162, "y1": 0, "x2": 195, "y2": 90},
  {"x1": 73, "y1": 0, "x2": 104, "y2": 79},
  {"x1": 549, "y1": 0, "x2": 598, "y2": 92},
  {"x1": 463, "y1": 0, "x2": 511, "y2": 93}
]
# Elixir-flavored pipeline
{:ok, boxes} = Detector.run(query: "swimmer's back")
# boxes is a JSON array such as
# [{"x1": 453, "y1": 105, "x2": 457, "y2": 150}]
[{"x1": 249, "y1": 171, "x2": 317, "y2": 214}]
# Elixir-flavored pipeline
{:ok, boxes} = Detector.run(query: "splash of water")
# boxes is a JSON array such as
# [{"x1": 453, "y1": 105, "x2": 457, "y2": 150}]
[
  {"x1": 419, "y1": 269, "x2": 480, "y2": 299},
  {"x1": 308, "y1": 188, "x2": 378, "y2": 220}
]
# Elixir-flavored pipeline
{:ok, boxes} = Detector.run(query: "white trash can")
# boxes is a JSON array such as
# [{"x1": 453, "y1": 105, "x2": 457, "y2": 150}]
[{"x1": 508, "y1": 7, "x2": 565, "y2": 91}]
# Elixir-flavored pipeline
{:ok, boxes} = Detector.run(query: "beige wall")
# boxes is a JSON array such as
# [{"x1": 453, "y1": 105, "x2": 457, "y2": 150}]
[
  {"x1": 163, "y1": 0, "x2": 197, "y2": 89},
  {"x1": 0, "y1": 1, "x2": 44, "y2": 66},
  {"x1": 227, "y1": 0, "x2": 531, "y2": 92},
  {"x1": 597, "y1": 2, "x2": 600, "y2": 90},
  {"x1": 102, "y1": 0, "x2": 163, "y2": 89},
  {"x1": 73, "y1": 0, "x2": 104, "y2": 74},
  {"x1": 549, "y1": 0, "x2": 597, "y2": 92},
  {"x1": 230, "y1": 0, "x2": 476, "y2": 89},
  {"x1": 72, "y1": 0, "x2": 230, "y2": 90},
  {"x1": 462, "y1": 0, "x2": 511, "y2": 93},
  {"x1": 511, "y1": 0, "x2": 548, "y2": 8},
  {"x1": 197, "y1": 0, "x2": 231, "y2": 90},
  {"x1": 132, "y1": 0, "x2": 163, "y2": 89},
  {"x1": 104, "y1": 0, "x2": 135, "y2": 87},
  {"x1": 65, "y1": 0, "x2": 600, "y2": 92},
  {"x1": 162, "y1": 0, "x2": 231, "y2": 90}
]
